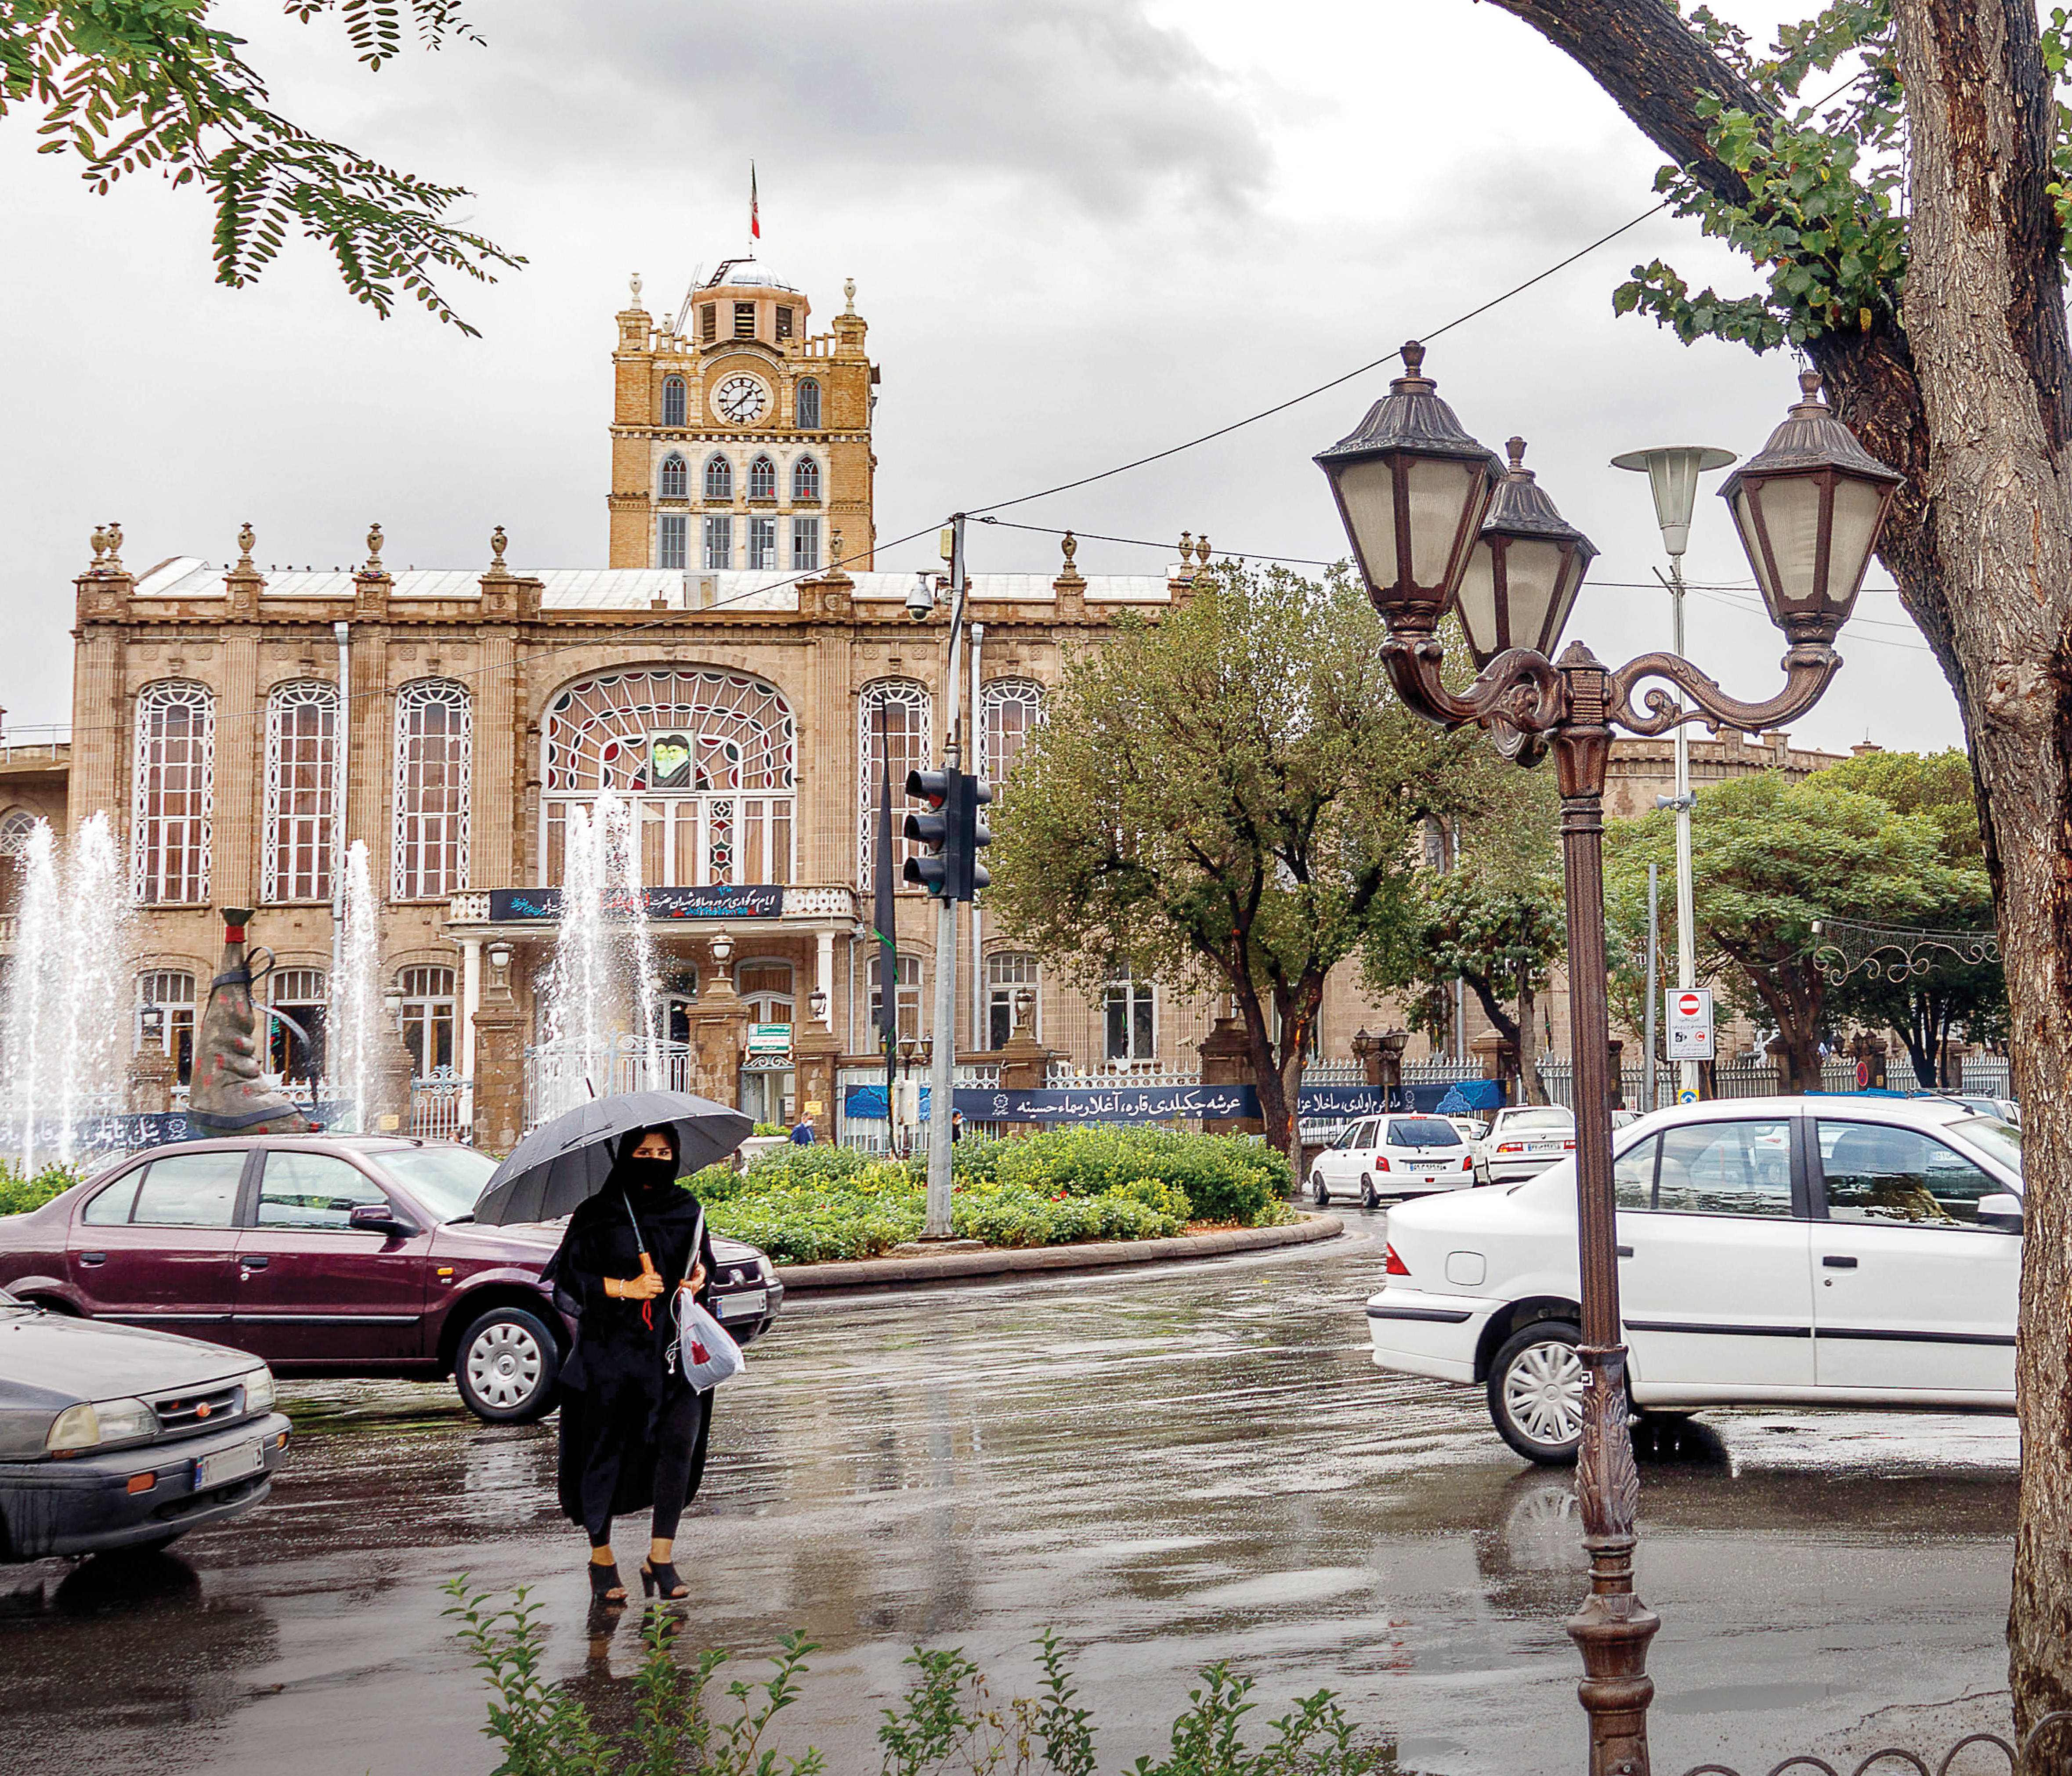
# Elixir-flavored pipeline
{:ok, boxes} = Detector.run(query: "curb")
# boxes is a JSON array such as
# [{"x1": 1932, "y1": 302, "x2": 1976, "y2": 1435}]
[{"x1": 771, "y1": 1209, "x2": 1344, "y2": 1294}]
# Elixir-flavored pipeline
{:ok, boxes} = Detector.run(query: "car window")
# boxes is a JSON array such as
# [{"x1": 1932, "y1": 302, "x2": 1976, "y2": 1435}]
[
  {"x1": 1386, "y1": 1118, "x2": 1460, "y2": 1148},
  {"x1": 1349, "y1": 1120, "x2": 1377, "y2": 1149},
  {"x1": 257, "y1": 1152, "x2": 389, "y2": 1230},
  {"x1": 1947, "y1": 1115, "x2": 2022, "y2": 1180},
  {"x1": 1615, "y1": 1135, "x2": 1658, "y2": 1210},
  {"x1": 1656, "y1": 1120, "x2": 1794, "y2": 1218},
  {"x1": 1818, "y1": 1121, "x2": 2004, "y2": 1228},
  {"x1": 130, "y1": 1152, "x2": 246, "y2": 1227},
  {"x1": 1504, "y1": 1108, "x2": 1574, "y2": 1133},
  {"x1": 373, "y1": 1145, "x2": 501, "y2": 1223},
  {"x1": 82, "y1": 1170, "x2": 143, "y2": 1226}
]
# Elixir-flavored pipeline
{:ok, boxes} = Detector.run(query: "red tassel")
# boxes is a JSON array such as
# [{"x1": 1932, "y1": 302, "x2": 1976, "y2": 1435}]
[{"x1": 641, "y1": 1301, "x2": 653, "y2": 1329}]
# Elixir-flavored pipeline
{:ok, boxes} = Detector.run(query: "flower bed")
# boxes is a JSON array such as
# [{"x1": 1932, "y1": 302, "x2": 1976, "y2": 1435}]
[{"x1": 689, "y1": 1127, "x2": 1294, "y2": 1265}]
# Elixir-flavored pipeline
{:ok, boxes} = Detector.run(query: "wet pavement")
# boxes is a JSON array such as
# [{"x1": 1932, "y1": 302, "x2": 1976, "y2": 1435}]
[{"x1": 2, "y1": 1208, "x2": 2022, "y2": 1776}]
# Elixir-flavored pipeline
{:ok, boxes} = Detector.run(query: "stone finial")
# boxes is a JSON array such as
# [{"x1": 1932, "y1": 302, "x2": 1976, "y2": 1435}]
[
  {"x1": 235, "y1": 523, "x2": 255, "y2": 570},
  {"x1": 491, "y1": 524, "x2": 509, "y2": 569},
  {"x1": 104, "y1": 521, "x2": 124, "y2": 568},
  {"x1": 830, "y1": 527, "x2": 843, "y2": 564},
  {"x1": 1196, "y1": 535, "x2": 1212, "y2": 566},
  {"x1": 365, "y1": 522, "x2": 384, "y2": 572},
  {"x1": 631, "y1": 270, "x2": 644, "y2": 307},
  {"x1": 843, "y1": 277, "x2": 857, "y2": 315},
  {"x1": 1179, "y1": 530, "x2": 1193, "y2": 561},
  {"x1": 89, "y1": 524, "x2": 108, "y2": 565},
  {"x1": 1060, "y1": 530, "x2": 1078, "y2": 570}
]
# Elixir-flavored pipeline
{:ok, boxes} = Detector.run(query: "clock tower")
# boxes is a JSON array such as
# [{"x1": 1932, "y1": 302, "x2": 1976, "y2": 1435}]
[{"x1": 607, "y1": 260, "x2": 878, "y2": 574}]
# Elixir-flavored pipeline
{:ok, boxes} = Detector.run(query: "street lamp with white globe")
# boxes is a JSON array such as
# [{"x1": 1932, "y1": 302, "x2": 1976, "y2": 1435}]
[{"x1": 1316, "y1": 348, "x2": 1901, "y2": 1776}]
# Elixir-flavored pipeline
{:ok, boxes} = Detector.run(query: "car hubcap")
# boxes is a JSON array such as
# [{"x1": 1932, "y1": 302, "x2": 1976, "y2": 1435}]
[
  {"x1": 1503, "y1": 1341, "x2": 1585, "y2": 1446},
  {"x1": 467, "y1": 1322, "x2": 544, "y2": 1409}
]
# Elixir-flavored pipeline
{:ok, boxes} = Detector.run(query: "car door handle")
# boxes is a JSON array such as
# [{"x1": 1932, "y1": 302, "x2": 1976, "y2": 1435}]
[
  {"x1": 78, "y1": 1252, "x2": 106, "y2": 1266},
  {"x1": 1822, "y1": 1254, "x2": 1859, "y2": 1269},
  {"x1": 239, "y1": 1255, "x2": 270, "y2": 1270},
  {"x1": 1616, "y1": 1245, "x2": 1633, "y2": 1258}
]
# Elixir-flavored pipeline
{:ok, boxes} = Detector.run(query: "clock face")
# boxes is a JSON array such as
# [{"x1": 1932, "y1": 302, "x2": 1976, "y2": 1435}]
[{"x1": 712, "y1": 374, "x2": 771, "y2": 425}]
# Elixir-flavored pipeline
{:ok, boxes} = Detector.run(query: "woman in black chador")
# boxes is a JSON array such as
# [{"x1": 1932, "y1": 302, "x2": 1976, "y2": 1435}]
[{"x1": 549, "y1": 1125, "x2": 719, "y2": 1606}]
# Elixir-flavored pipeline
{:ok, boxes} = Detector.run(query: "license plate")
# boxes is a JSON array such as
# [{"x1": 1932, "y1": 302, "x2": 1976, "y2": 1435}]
[
  {"x1": 193, "y1": 1439, "x2": 264, "y2": 1491},
  {"x1": 1528, "y1": 1145, "x2": 1557, "y2": 1156},
  {"x1": 716, "y1": 1288, "x2": 767, "y2": 1319}
]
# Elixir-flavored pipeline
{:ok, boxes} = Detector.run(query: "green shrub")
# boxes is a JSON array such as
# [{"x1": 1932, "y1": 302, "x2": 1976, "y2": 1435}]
[
  {"x1": 0, "y1": 1161, "x2": 83, "y2": 1219},
  {"x1": 990, "y1": 1126, "x2": 1285, "y2": 1224}
]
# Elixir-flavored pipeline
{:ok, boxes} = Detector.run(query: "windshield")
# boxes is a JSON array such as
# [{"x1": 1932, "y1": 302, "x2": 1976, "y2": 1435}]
[
  {"x1": 1949, "y1": 1116, "x2": 2023, "y2": 1183},
  {"x1": 1386, "y1": 1118, "x2": 1460, "y2": 1148},
  {"x1": 375, "y1": 1146, "x2": 502, "y2": 1222},
  {"x1": 1504, "y1": 1108, "x2": 1573, "y2": 1132}
]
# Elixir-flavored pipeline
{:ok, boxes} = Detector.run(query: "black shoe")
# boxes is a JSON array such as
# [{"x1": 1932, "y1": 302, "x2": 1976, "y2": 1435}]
[
  {"x1": 640, "y1": 1560, "x2": 687, "y2": 1600},
  {"x1": 589, "y1": 1560, "x2": 626, "y2": 1606}
]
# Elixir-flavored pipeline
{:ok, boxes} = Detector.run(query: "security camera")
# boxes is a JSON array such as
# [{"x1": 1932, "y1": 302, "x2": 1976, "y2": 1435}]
[{"x1": 906, "y1": 572, "x2": 937, "y2": 622}]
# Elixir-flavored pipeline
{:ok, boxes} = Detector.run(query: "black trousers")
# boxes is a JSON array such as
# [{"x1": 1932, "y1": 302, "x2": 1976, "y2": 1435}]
[{"x1": 579, "y1": 1386, "x2": 705, "y2": 1546}]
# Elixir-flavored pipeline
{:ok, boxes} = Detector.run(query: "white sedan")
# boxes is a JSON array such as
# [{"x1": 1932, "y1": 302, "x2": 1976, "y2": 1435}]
[
  {"x1": 1475, "y1": 1104, "x2": 1577, "y2": 1186},
  {"x1": 1365, "y1": 1096, "x2": 2023, "y2": 1463},
  {"x1": 1309, "y1": 1114, "x2": 1479, "y2": 1208}
]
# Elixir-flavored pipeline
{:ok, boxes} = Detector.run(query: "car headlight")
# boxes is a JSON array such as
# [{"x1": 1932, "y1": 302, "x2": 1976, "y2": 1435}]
[
  {"x1": 242, "y1": 1367, "x2": 275, "y2": 1414},
  {"x1": 756, "y1": 1254, "x2": 775, "y2": 1282},
  {"x1": 45, "y1": 1396, "x2": 158, "y2": 1455}
]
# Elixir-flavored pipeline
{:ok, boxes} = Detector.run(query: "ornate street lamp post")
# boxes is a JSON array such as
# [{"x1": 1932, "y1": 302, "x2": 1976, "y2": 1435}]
[{"x1": 1318, "y1": 350, "x2": 1900, "y2": 1776}]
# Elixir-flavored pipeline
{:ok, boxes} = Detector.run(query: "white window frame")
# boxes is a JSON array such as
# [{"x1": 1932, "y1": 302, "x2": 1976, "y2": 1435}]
[
  {"x1": 747, "y1": 515, "x2": 778, "y2": 571},
  {"x1": 398, "y1": 964, "x2": 457, "y2": 1077},
  {"x1": 986, "y1": 951, "x2": 1041, "y2": 1049},
  {"x1": 748, "y1": 454, "x2": 777, "y2": 501},
  {"x1": 263, "y1": 680, "x2": 339, "y2": 904},
  {"x1": 661, "y1": 375, "x2": 687, "y2": 427},
  {"x1": 703, "y1": 515, "x2": 733, "y2": 570},
  {"x1": 391, "y1": 680, "x2": 471, "y2": 901},
  {"x1": 658, "y1": 452, "x2": 688, "y2": 499},
  {"x1": 858, "y1": 680, "x2": 933, "y2": 892},
  {"x1": 980, "y1": 678, "x2": 1045, "y2": 792},
  {"x1": 796, "y1": 378, "x2": 821, "y2": 429},
  {"x1": 703, "y1": 453, "x2": 733, "y2": 501},
  {"x1": 791, "y1": 455, "x2": 821, "y2": 503},
  {"x1": 658, "y1": 514, "x2": 687, "y2": 569},
  {"x1": 132, "y1": 681, "x2": 214, "y2": 905},
  {"x1": 1104, "y1": 972, "x2": 1157, "y2": 1064},
  {"x1": 791, "y1": 516, "x2": 821, "y2": 571}
]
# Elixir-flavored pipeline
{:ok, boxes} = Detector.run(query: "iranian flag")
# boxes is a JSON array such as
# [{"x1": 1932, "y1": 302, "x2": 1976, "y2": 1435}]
[{"x1": 751, "y1": 164, "x2": 760, "y2": 241}]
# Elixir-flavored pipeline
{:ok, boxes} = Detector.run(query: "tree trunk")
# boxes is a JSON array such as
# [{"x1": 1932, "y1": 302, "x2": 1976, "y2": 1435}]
[
  {"x1": 1517, "y1": 973, "x2": 1548, "y2": 1105},
  {"x1": 1892, "y1": 1, "x2": 2072, "y2": 1736}
]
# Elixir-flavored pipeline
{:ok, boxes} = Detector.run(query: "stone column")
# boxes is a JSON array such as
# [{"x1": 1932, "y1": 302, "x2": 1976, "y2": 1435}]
[
  {"x1": 470, "y1": 942, "x2": 527, "y2": 1154},
  {"x1": 128, "y1": 1046, "x2": 177, "y2": 1117},
  {"x1": 1197, "y1": 1015, "x2": 1262, "y2": 1138},
  {"x1": 458, "y1": 936, "x2": 482, "y2": 1136},
  {"x1": 816, "y1": 929, "x2": 836, "y2": 1017},
  {"x1": 793, "y1": 1003, "x2": 842, "y2": 1143},
  {"x1": 995, "y1": 987, "x2": 1055, "y2": 1138},
  {"x1": 688, "y1": 929, "x2": 752, "y2": 1108}
]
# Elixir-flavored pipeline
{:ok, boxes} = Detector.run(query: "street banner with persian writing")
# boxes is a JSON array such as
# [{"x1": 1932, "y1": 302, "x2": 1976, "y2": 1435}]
[{"x1": 486, "y1": 886, "x2": 784, "y2": 922}]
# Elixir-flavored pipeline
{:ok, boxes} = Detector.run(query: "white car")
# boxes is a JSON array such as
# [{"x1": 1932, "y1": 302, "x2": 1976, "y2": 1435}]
[
  {"x1": 1365, "y1": 1096, "x2": 2023, "y2": 1463},
  {"x1": 1309, "y1": 1114, "x2": 1478, "y2": 1208},
  {"x1": 1475, "y1": 1104, "x2": 1577, "y2": 1186}
]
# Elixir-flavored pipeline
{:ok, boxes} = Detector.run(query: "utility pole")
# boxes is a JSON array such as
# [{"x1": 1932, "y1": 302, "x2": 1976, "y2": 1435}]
[
  {"x1": 1612, "y1": 445, "x2": 1734, "y2": 1105},
  {"x1": 924, "y1": 517, "x2": 967, "y2": 1238},
  {"x1": 1644, "y1": 862, "x2": 1658, "y2": 1114}
]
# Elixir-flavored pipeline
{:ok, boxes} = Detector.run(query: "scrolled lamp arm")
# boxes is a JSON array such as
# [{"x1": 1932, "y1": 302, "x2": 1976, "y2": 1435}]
[
  {"x1": 1605, "y1": 644, "x2": 1840, "y2": 740},
  {"x1": 1381, "y1": 633, "x2": 1567, "y2": 757}
]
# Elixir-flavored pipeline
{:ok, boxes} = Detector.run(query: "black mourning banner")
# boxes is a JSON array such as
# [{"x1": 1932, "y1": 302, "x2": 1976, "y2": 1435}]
[{"x1": 486, "y1": 886, "x2": 785, "y2": 922}]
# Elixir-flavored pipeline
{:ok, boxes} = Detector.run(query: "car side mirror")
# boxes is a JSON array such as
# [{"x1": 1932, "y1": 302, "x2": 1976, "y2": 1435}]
[
  {"x1": 1977, "y1": 1192, "x2": 2024, "y2": 1234},
  {"x1": 349, "y1": 1202, "x2": 417, "y2": 1237}
]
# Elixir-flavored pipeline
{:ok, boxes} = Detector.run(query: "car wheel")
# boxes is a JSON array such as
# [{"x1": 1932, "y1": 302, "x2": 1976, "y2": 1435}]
[
  {"x1": 1311, "y1": 1171, "x2": 1330, "y2": 1205},
  {"x1": 1360, "y1": 1175, "x2": 1379, "y2": 1211},
  {"x1": 1488, "y1": 1321, "x2": 1586, "y2": 1465},
  {"x1": 456, "y1": 1305, "x2": 560, "y2": 1424}
]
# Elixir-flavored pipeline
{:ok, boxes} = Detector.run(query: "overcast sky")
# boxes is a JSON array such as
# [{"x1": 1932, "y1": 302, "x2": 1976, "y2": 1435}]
[{"x1": 0, "y1": 0, "x2": 1961, "y2": 754}]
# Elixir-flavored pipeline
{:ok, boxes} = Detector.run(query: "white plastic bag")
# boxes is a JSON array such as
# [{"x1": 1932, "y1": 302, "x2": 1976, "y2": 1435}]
[{"x1": 672, "y1": 1295, "x2": 745, "y2": 1389}]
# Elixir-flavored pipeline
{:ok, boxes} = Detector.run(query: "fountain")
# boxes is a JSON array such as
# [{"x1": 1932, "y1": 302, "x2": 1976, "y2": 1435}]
[
  {"x1": 329, "y1": 841, "x2": 380, "y2": 1133},
  {"x1": 1, "y1": 811, "x2": 136, "y2": 1171}
]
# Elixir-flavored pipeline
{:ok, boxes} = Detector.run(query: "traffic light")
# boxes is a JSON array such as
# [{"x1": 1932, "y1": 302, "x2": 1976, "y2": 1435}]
[
  {"x1": 951, "y1": 774, "x2": 993, "y2": 901},
  {"x1": 903, "y1": 767, "x2": 956, "y2": 897}
]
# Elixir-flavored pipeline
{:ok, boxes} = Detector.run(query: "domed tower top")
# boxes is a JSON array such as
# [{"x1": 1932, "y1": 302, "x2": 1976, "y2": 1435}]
[{"x1": 689, "y1": 259, "x2": 810, "y2": 348}]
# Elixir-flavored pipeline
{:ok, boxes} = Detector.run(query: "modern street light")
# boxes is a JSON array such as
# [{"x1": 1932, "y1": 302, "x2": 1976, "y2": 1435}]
[{"x1": 1318, "y1": 350, "x2": 1899, "y2": 1776}]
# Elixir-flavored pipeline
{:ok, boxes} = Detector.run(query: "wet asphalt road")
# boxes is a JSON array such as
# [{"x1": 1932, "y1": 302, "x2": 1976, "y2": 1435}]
[{"x1": 1, "y1": 1208, "x2": 2023, "y2": 1776}]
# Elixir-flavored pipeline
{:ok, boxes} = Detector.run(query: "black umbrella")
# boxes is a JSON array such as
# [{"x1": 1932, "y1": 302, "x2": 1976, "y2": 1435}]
[{"x1": 471, "y1": 1090, "x2": 753, "y2": 1227}]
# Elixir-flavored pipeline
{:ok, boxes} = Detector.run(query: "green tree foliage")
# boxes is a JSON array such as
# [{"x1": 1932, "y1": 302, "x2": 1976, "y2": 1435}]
[
  {"x1": 984, "y1": 565, "x2": 1507, "y2": 1158},
  {"x1": 1603, "y1": 770, "x2": 1961, "y2": 1089},
  {"x1": 1, "y1": 1, "x2": 521, "y2": 330},
  {"x1": 1810, "y1": 748, "x2": 2005, "y2": 1084}
]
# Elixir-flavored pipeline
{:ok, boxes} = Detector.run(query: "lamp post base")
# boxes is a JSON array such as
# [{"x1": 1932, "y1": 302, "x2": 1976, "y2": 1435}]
[{"x1": 1567, "y1": 1585, "x2": 1661, "y2": 1776}]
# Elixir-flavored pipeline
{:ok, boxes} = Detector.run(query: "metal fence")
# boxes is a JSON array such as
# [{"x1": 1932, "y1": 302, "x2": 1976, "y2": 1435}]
[
  {"x1": 409, "y1": 1069, "x2": 472, "y2": 1143},
  {"x1": 524, "y1": 1038, "x2": 694, "y2": 1132},
  {"x1": 836, "y1": 1062, "x2": 1005, "y2": 1154}
]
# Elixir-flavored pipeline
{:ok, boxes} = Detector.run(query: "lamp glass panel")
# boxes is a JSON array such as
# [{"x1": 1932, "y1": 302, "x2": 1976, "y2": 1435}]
[
  {"x1": 1454, "y1": 543, "x2": 1501, "y2": 660},
  {"x1": 1824, "y1": 476, "x2": 1888, "y2": 609},
  {"x1": 1404, "y1": 456, "x2": 1483, "y2": 588},
  {"x1": 1494, "y1": 536, "x2": 1568, "y2": 655},
  {"x1": 1746, "y1": 474, "x2": 1824, "y2": 607},
  {"x1": 1332, "y1": 457, "x2": 1401, "y2": 595},
  {"x1": 1732, "y1": 484, "x2": 1781, "y2": 602}
]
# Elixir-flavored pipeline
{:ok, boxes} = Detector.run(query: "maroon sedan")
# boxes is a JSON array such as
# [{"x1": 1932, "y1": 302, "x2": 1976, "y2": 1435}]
[{"x1": 0, "y1": 1135, "x2": 782, "y2": 1423}]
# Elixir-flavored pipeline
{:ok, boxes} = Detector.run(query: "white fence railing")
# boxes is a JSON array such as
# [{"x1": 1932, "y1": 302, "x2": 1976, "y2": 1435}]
[
  {"x1": 524, "y1": 1038, "x2": 694, "y2": 1131},
  {"x1": 409, "y1": 1069, "x2": 473, "y2": 1143}
]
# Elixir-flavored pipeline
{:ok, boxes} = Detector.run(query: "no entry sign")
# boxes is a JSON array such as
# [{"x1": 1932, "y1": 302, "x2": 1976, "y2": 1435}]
[{"x1": 1666, "y1": 987, "x2": 1715, "y2": 1061}]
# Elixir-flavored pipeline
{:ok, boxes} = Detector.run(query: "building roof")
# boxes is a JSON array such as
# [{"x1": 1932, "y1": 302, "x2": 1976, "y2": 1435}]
[
  {"x1": 127, "y1": 558, "x2": 1179, "y2": 610},
  {"x1": 697, "y1": 258, "x2": 798, "y2": 294}
]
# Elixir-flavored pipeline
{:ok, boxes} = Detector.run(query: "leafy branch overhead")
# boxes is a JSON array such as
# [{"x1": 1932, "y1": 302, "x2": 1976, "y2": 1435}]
[{"x1": 0, "y1": 1, "x2": 521, "y2": 331}]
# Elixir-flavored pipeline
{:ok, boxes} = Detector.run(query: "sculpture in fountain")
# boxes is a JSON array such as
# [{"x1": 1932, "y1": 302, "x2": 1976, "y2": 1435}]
[{"x1": 188, "y1": 908, "x2": 318, "y2": 1137}]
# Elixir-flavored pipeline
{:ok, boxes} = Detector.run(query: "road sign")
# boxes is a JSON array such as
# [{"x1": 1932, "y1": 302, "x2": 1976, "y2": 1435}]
[
  {"x1": 747, "y1": 1022, "x2": 792, "y2": 1056},
  {"x1": 1678, "y1": 1087, "x2": 1700, "y2": 1104},
  {"x1": 1666, "y1": 987, "x2": 1715, "y2": 1061}
]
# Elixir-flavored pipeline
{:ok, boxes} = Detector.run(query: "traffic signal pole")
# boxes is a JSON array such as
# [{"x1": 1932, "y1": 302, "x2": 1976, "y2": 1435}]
[{"x1": 923, "y1": 516, "x2": 968, "y2": 1239}]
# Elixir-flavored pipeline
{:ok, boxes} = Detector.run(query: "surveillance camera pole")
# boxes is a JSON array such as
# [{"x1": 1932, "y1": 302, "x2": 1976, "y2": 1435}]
[{"x1": 923, "y1": 514, "x2": 968, "y2": 1238}]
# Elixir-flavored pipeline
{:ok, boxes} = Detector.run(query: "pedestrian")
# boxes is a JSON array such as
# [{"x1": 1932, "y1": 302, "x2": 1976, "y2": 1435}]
[
  {"x1": 950, "y1": 1108, "x2": 965, "y2": 1143},
  {"x1": 546, "y1": 1124, "x2": 719, "y2": 1607},
  {"x1": 789, "y1": 1114, "x2": 815, "y2": 1144}
]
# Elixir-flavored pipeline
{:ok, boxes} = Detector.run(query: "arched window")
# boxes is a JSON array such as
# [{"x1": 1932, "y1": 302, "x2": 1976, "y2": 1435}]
[
  {"x1": 264, "y1": 680, "x2": 339, "y2": 904},
  {"x1": 858, "y1": 680, "x2": 933, "y2": 892},
  {"x1": 980, "y1": 679, "x2": 1044, "y2": 792},
  {"x1": 398, "y1": 964, "x2": 456, "y2": 1076},
  {"x1": 796, "y1": 378, "x2": 821, "y2": 430},
  {"x1": 703, "y1": 453, "x2": 733, "y2": 501},
  {"x1": 747, "y1": 455, "x2": 777, "y2": 501},
  {"x1": 986, "y1": 951, "x2": 1041, "y2": 1049},
  {"x1": 393, "y1": 681, "x2": 471, "y2": 901},
  {"x1": 658, "y1": 452, "x2": 688, "y2": 499},
  {"x1": 268, "y1": 966, "x2": 327, "y2": 1082},
  {"x1": 136, "y1": 969, "x2": 197, "y2": 1083},
  {"x1": 738, "y1": 959, "x2": 794, "y2": 1024},
  {"x1": 791, "y1": 456, "x2": 821, "y2": 503},
  {"x1": 133, "y1": 682, "x2": 214, "y2": 904},
  {"x1": 0, "y1": 809, "x2": 36, "y2": 860},
  {"x1": 542, "y1": 669, "x2": 796, "y2": 887},
  {"x1": 661, "y1": 375, "x2": 687, "y2": 427}
]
